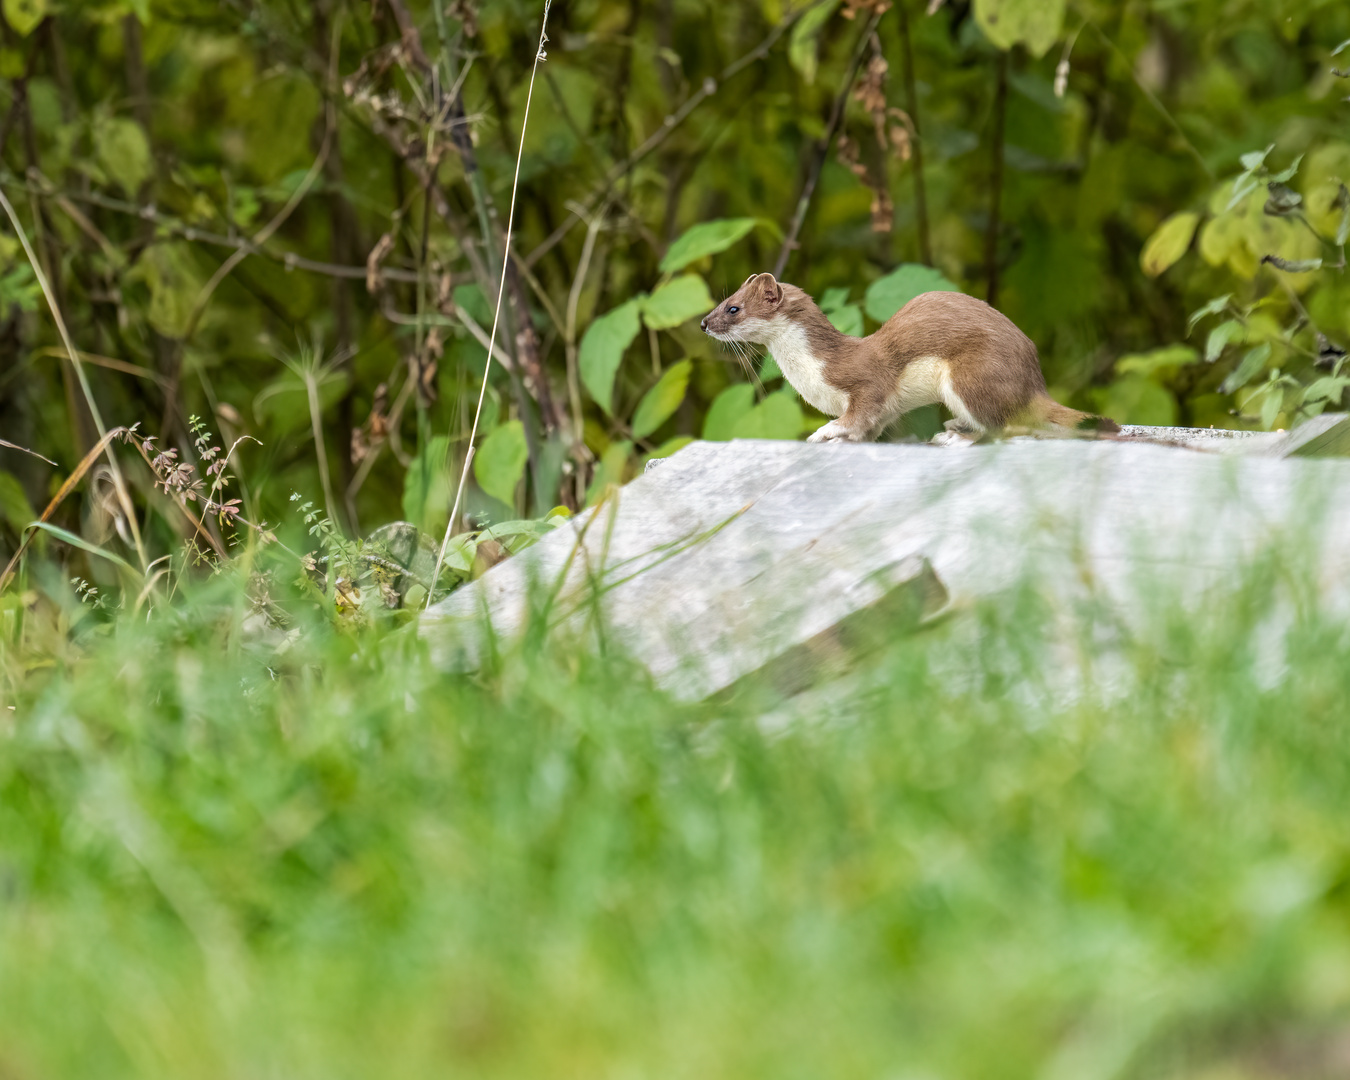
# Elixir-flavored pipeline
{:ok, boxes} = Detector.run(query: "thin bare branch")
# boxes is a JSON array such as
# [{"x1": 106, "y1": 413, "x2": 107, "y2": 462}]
[{"x1": 775, "y1": 9, "x2": 882, "y2": 278}]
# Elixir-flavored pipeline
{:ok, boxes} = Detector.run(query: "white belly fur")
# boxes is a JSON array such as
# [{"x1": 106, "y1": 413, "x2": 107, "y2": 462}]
[
  {"x1": 761, "y1": 320, "x2": 846, "y2": 416},
  {"x1": 892, "y1": 355, "x2": 981, "y2": 430},
  {"x1": 759, "y1": 320, "x2": 981, "y2": 431}
]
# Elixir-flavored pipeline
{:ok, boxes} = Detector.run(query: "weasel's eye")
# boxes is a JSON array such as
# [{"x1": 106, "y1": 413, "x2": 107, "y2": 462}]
[{"x1": 727, "y1": 305, "x2": 740, "y2": 314}]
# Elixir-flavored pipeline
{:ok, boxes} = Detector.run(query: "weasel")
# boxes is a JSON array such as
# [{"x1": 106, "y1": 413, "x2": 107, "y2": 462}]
[{"x1": 701, "y1": 273, "x2": 1118, "y2": 442}]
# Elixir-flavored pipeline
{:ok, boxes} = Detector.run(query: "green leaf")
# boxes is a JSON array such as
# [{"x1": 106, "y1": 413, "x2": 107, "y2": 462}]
[
  {"x1": 818, "y1": 286, "x2": 851, "y2": 314},
  {"x1": 1268, "y1": 155, "x2": 1303, "y2": 184},
  {"x1": 1260, "y1": 381, "x2": 1284, "y2": 430},
  {"x1": 1336, "y1": 184, "x2": 1350, "y2": 248},
  {"x1": 1205, "y1": 320, "x2": 1244, "y2": 362},
  {"x1": 1140, "y1": 211, "x2": 1201, "y2": 278},
  {"x1": 733, "y1": 387, "x2": 803, "y2": 441},
  {"x1": 3, "y1": 0, "x2": 46, "y2": 36},
  {"x1": 402, "y1": 435, "x2": 449, "y2": 531},
  {"x1": 436, "y1": 534, "x2": 477, "y2": 576},
  {"x1": 1240, "y1": 145, "x2": 1274, "y2": 172},
  {"x1": 1226, "y1": 173, "x2": 1264, "y2": 212},
  {"x1": 579, "y1": 298, "x2": 643, "y2": 415},
  {"x1": 0, "y1": 264, "x2": 40, "y2": 317},
  {"x1": 26, "y1": 521, "x2": 136, "y2": 575},
  {"x1": 702, "y1": 384, "x2": 755, "y2": 441},
  {"x1": 1115, "y1": 345, "x2": 1199, "y2": 380},
  {"x1": 1221, "y1": 343, "x2": 1272, "y2": 394},
  {"x1": 474, "y1": 420, "x2": 529, "y2": 508},
  {"x1": 659, "y1": 218, "x2": 758, "y2": 275},
  {"x1": 827, "y1": 303, "x2": 864, "y2": 337},
  {"x1": 479, "y1": 517, "x2": 562, "y2": 555},
  {"x1": 1304, "y1": 377, "x2": 1350, "y2": 405},
  {"x1": 585, "y1": 440, "x2": 633, "y2": 505},
  {"x1": 453, "y1": 283, "x2": 492, "y2": 327},
  {"x1": 788, "y1": 0, "x2": 838, "y2": 84},
  {"x1": 0, "y1": 469, "x2": 36, "y2": 529},
  {"x1": 864, "y1": 264, "x2": 961, "y2": 323},
  {"x1": 1095, "y1": 375, "x2": 1177, "y2": 427},
  {"x1": 973, "y1": 0, "x2": 1066, "y2": 58},
  {"x1": 94, "y1": 116, "x2": 152, "y2": 195},
  {"x1": 134, "y1": 243, "x2": 204, "y2": 339},
  {"x1": 631, "y1": 360, "x2": 692, "y2": 438},
  {"x1": 761, "y1": 354, "x2": 782, "y2": 381},
  {"x1": 1188, "y1": 295, "x2": 1232, "y2": 332},
  {"x1": 640, "y1": 275, "x2": 714, "y2": 330}
]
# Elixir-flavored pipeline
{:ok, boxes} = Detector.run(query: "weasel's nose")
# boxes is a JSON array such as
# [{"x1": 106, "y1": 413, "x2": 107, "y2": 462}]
[{"x1": 700, "y1": 316, "x2": 708, "y2": 332}]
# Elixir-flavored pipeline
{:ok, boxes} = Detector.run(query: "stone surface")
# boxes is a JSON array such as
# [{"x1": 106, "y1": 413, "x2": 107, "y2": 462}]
[
  {"x1": 1113, "y1": 424, "x2": 1283, "y2": 452},
  {"x1": 424, "y1": 431, "x2": 1350, "y2": 700}
]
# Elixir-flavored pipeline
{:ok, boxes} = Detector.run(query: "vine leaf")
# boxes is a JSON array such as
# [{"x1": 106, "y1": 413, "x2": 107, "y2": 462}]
[
  {"x1": 631, "y1": 360, "x2": 692, "y2": 439},
  {"x1": 641, "y1": 275, "x2": 713, "y2": 330},
  {"x1": 474, "y1": 421, "x2": 529, "y2": 508},
  {"x1": 1205, "y1": 320, "x2": 1243, "y2": 362},
  {"x1": 1188, "y1": 295, "x2": 1232, "y2": 332},
  {"x1": 94, "y1": 116, "x2": 152, "y2": 196},
  {"x1": 864, "y1": 264, "x2": 960, "y2": 322},
  {"x1": 973, "y1": 0, "x2": 1066, "y2": 58},
  {"x1": 3, "y1": 0, "x2": 45, "y2": 36},
  {"x1": 702, "y1": 384, "x2": 755, "y2": 441},
  {"x1": 660, "y1": 218, "x2": 758, "y2": 275},
  {"x1": 733, "y1": 387, "x2": 804, "y2": 440},
  {"x1": 788, "y1": 0, "x2": 839, "y2": 84},
  {"x1": 579, "y1": 298, "x2": 643, "y2": 416},
  {"x1": 1140, "y1": 212, "x2": 1201, "y2": 278},
  {"x1": 1221, "y1": 343, "x2": 1272, "y2": 394}
]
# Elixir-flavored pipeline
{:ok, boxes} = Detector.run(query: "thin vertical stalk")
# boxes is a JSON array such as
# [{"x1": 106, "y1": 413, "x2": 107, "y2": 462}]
[
  {"x1": 429, "y1": 2, "x2": 553, "y2": 607},
  {"x1": 774, "y1": 10, "x2": 882, "y2": 280},
  {"x1": 306, "y1": 374, "x2": 339, "y2": 528},
  {"x1": 0, "y1": 187, "x2": 147, "y2": 570}
]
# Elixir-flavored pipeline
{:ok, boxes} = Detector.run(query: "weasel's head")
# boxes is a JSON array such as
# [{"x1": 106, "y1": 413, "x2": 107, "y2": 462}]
[{"x1": 701, "y1": 273, "x2": 785, "y2": 344}]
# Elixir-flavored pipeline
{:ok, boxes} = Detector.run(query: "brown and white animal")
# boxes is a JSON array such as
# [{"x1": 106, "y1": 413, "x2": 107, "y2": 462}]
[{"x1": 701, "y1": 273, "x2": 1117, "y2": 442}]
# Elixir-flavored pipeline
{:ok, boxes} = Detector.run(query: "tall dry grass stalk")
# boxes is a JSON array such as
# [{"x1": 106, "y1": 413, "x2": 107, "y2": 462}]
[
  {"x1": 428, "y1": 0, "x2": 554, "y2": 608},
  {"x1": 0, "y1": 186, "x2": 147, "y2": 572}
]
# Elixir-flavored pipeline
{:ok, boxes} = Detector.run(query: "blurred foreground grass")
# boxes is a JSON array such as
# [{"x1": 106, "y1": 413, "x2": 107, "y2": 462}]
[{"x1": 3, "y1": 561, "x2": 1350, "y2": 1080}]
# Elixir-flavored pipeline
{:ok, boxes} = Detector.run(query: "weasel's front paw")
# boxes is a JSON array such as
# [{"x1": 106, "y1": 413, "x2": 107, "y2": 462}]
[
  {"x1": 930, "y1": 430, "x2": 977, "y2": 448},
  {"x1": 808, "y1": 420, "x2": 856, "y2": 444}
]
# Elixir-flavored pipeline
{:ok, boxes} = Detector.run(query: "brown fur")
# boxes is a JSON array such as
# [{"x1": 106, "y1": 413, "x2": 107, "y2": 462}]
[{"x1": 701, "y1": 273, "x2": 1118, "y2": 441}]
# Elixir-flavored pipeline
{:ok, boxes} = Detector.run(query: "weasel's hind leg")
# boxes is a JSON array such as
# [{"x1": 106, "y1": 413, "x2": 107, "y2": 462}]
[{"x1": 938, "y1": 383, "x2": 989, "y2": 434}]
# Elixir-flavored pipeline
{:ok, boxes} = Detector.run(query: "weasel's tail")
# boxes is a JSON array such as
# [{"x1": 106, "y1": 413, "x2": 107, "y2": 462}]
[{"x1": 1030, "y1": 394, "x2": 1120, "y2": 435}]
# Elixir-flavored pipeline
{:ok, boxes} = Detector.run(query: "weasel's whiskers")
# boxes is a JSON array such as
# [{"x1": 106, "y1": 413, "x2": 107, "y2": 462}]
[{"x1": 722, "y1": 339, "x2": 766, "y2": 398}]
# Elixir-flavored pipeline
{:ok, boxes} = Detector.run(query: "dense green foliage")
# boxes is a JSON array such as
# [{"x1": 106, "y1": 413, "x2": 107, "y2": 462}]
[{"x1": 1, "y1": 0, "x2": 1348, "y2": 559}]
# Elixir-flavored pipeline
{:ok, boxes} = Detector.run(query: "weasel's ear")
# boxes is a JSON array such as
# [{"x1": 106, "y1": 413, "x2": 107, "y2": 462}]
[{"x1": 757, "y1": 273, "x2": 783, "y2": 306}]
